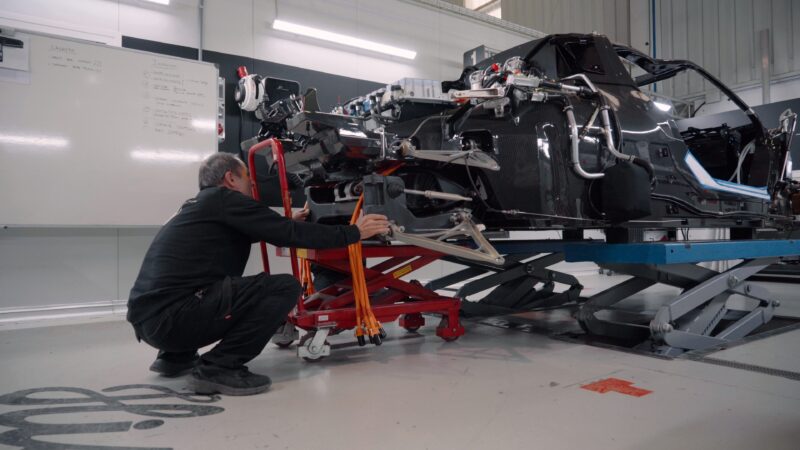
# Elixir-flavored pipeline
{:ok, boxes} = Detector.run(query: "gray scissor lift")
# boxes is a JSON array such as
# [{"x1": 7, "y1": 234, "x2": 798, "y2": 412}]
[
  {"x1": 427, "y1": 239, "x2": 800, "y2": 356},
  {"x1": 564, "y1": 239, "x2": 800, "y2": 356}
]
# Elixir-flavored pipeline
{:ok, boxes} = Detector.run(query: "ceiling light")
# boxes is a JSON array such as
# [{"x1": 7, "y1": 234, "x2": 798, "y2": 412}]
[
  {"x1": 0, "y1": 134, "x2": 69, "y2": 148},
  {"x1": 131, "y1": 149, "x2": 210, "y2": 163},
  {"x1": 653, "y1": 101, "x2": 672, "y2": 112},
  {"x1": 191, "y1": 119, "x2": 217, "y2": 131},
  {"x1": 272, "y1": 19, "x2": 416, "y2": 60},
  {"x1": 142, "y1": 0, "x2": 170, "y2": 5}
]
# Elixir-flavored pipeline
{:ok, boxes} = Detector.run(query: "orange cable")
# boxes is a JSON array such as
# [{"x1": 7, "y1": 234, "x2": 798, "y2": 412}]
[{"x1": 347, "y1": 164, "x2": 404, "y2": 342}]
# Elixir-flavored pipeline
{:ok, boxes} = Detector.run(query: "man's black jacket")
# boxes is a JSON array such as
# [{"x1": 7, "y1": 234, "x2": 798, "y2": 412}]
[{"x1": 127, "y1": 186, "x2": 360, "y2": 325}]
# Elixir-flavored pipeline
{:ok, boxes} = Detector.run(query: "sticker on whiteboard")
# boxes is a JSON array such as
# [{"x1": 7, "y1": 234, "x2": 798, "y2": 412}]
[
  {"x1": 0, "y1": 33, "x2": 29, "y2": 72},
  {"x1": 0, "y1": 67, "x2": 30, "y2": 84},
  {"x1": 0, "y1": 33, "x2": 30, "y2": 85}
]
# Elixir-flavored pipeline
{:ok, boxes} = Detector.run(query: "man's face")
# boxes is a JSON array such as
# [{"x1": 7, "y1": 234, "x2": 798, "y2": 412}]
[{"x1": 228, "y1": 165, "x2": 252, "y2": 197}]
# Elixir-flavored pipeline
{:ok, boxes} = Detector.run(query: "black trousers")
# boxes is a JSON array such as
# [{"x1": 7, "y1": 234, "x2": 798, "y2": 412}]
[{"x1": 135, "y1": 273, "x2": 301, "y2": 369}]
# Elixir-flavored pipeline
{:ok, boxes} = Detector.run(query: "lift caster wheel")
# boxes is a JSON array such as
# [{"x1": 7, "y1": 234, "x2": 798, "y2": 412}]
[
  {"x1": 399, "y1": 313, "x2": 425, "y2": 333},
  {"x1": 436, "y1": 317, "x2": 465, "y2": 342},
  {"x1": 274, "y1": 340, "x2": 294, "y2": 349},
  {"x1": 271, "y1": 323, "x2": 299, "y2": 349},
  {"x1": 298, "y1": 331, "x2": 331, "y2": 362}
]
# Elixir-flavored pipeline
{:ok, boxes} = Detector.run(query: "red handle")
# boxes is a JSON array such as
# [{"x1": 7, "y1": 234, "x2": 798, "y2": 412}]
[{"x1": 246, "y1": 138, "x2": 301, "y2": 282}]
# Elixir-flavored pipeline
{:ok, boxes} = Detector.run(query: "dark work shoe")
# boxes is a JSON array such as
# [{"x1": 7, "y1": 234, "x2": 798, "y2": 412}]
[
  {"x1": 149, "y1": 352, "x2": 199, "y2": 377},
  {"x1": 187, "y1": 363, "x2": 272, "y2": 396}
]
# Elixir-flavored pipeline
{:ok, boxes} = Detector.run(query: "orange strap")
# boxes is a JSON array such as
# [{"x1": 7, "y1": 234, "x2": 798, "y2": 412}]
[
  {"x1": 348, "y1": 196, "x2": 378, "y2": 336},
  {"x1": 300, "y1": 259, "x2": 315, "y2": 296},
  {"x1": 347, "y1": 164, "x2": 403, "y2": 340}
]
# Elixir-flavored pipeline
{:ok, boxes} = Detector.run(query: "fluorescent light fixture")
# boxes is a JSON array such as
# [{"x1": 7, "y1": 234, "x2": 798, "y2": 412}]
[
  {"x1": 654, "y1": 101, "x2": 672, "y2": 112},
  {"x1": 142, "y1": 0, "x2": 170, "y2": 5},
  {"x1": 272, "y1": 19, "x2": 416, "y2": 60},
  {"x1": 131, "y1": 149, "x2": 210, "y2": 163},
  {"x1": 0, "y1": 134, "x2": 69, "y2": 148}
]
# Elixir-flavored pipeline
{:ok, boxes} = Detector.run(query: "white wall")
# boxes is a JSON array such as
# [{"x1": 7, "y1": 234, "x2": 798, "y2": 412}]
[
  {"x1": 0, "y1": 0, "x2": 534, "y2": 322},
  {"x1": 206, "y1": 0, "x2": 528, "y2": 83},
  {"x1": 501, "y1": 0, "x2": 632, "y2": 46},
  {"x1": 497, "y1": 0, "x2": 800, "y2": 117},
  {"x1": 651, "y1": 0, "x2": 800, "y2": 103}
]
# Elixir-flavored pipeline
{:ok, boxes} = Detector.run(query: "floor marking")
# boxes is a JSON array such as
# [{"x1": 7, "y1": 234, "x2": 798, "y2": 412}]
[
  {"x1": 0, "y1": 384, "x2": 224, "y2": 449},
  {"x1": 580, "y1": 377, "x2": 653, "y2": 397}
]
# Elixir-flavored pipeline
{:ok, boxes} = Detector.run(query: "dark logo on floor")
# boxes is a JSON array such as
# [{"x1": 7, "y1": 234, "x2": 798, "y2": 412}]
[{"x1": 0, "y1": 384, "x2": 224, "y2": 449}]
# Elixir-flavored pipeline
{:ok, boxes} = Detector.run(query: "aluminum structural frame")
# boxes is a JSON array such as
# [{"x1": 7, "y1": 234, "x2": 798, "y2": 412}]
[{"x1": 564, "y1": 240, "x2": 800, "y2": 356}]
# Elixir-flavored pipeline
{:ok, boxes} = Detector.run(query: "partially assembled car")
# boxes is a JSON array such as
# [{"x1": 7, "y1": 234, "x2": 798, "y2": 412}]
[{"x1": 237, "y1": 33, "x2": 798, "y2": 264}]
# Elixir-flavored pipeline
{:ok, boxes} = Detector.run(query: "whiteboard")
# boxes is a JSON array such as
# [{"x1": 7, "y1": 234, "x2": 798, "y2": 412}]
[{"x1": 0, "y1": 33, "x2": 218, "y2": 226}]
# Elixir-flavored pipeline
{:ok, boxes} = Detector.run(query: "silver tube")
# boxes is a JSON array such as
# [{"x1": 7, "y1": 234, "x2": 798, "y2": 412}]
[
  {"x1": 566, "y1": 107, "x2": 604, "y2": 179},
  {"x1": 579, "y1": 107, "x2": 600, "y2": 139},
  {"x1": 563, "y1": 73, "x2": 631, "y2": 161},
  {"x1": 600, "y1": 107, "x2": 633, "y2": 161},
  {"x1": 563, "y1": 73, "x2": 599, "y2": 93},
  {"x1": 559, "y1": 84, "x2": 583, "y2": 93},
  {"x1": 404, "y1": 189, "x2": 472, "y2": 202}
]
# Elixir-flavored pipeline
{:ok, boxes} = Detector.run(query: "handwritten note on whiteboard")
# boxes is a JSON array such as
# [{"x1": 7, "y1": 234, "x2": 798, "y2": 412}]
[{"x1": 142, "y1": 59, "x2": 211, "y2": 137}]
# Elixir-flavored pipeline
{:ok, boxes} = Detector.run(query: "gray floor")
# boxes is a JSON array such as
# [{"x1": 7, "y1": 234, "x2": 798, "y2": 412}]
[{"x1": 1, "y1": 275, "x2": 799, "y2": 450}]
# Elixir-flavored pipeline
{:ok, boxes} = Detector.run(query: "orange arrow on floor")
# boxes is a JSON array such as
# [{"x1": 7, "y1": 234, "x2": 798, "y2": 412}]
[{"x1": 581, "y1": 378, "x2": 653, "y2": 397}]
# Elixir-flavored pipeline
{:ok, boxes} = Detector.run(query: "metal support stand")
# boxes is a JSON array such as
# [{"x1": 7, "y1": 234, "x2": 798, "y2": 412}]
[
  {"x1": 276, "y1": 245, "x2": 465, "y2": 360},
  {"x1": 566, "y1": 240, "x2": 799, "y2": 356}
]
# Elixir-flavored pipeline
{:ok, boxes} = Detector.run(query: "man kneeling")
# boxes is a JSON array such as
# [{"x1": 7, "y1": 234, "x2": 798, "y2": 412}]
[{"x1": 127, "y1": 153, "x2": 389, "y2": 396}]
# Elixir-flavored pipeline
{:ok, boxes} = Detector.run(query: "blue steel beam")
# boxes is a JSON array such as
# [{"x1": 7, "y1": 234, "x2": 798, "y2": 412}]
[{"x1": 564, "y1": 240, "x2": 800, "y2": 265}]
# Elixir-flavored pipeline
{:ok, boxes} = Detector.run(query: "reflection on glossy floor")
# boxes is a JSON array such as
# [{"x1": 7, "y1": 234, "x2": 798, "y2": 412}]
[{"x1": 0, "y1": 275, "x2": 798, "y2": 450}]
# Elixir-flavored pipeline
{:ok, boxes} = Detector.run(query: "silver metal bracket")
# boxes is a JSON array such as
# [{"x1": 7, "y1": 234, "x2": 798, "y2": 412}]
[
  {"x1": 400, "y1": 141, "x2": 500, "y2": 171},
  {"x1": 389, "y1": 212, "x2": 505, "y2": 265},
  {"x1": 450, "y1": 87, "x2": 506, "y2": 100}
]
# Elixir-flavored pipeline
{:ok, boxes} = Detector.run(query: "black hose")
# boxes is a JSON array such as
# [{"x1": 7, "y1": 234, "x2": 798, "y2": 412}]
[
  {"x1": 482, "y1": 73, "x2": 503, "y2": 88},
  {"x1": 631, "y1": 156, "x2": 657, "y2": 188}
]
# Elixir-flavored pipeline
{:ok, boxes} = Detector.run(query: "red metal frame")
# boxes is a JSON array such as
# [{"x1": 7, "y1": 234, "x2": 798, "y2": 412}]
[
  {"x1": 248, "y1": 138, "x2": 465, "y2": 342},
  {"x1": 278, "y1": 246, "x2": 465, "y2": 341},
  {"x1": 247, "y1": 141, "x2": 271, "y2": 274},
  {"x1": 246, "y1": 138, "x2": 300, "y2": 279}
]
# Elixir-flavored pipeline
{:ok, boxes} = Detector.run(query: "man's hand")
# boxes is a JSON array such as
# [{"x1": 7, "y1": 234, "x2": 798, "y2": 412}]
[
  {"x1": 293, "y1": 202, "x2": 310, "y2": 221},
  {"x1": 355, "y1": 213, "x2": 390, "y2": 240}
]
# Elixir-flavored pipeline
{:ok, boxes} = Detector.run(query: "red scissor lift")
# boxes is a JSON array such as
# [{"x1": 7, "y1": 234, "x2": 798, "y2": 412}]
[{"x1": 248, "y1": 139, "x2": 465, "y2": 361}]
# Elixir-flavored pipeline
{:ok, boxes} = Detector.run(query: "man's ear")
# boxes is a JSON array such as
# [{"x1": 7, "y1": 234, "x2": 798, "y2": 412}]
[{"x1": 221, "y1": 170, "x2": 234, "y2": 189}]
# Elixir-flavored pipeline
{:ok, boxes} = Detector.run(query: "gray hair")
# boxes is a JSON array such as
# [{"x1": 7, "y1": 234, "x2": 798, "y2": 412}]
[{"x1": 199, "y1": 152, "x2": 246, "y2": 189}]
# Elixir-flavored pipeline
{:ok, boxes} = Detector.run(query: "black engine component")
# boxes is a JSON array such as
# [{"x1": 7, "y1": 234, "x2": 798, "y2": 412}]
[{"x1": 601, "y1": 161, "x2": 652, "y2": 223}]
